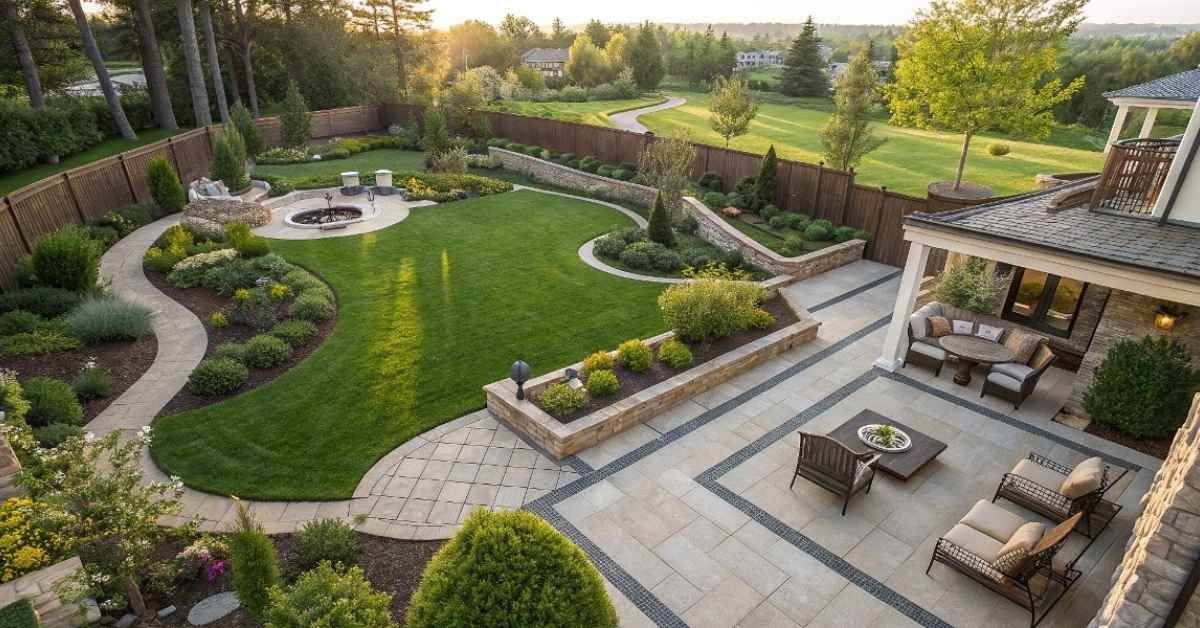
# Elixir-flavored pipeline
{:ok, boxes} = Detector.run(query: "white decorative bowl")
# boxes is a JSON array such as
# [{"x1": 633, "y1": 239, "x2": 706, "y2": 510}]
[{"x1": 856, "y1": 424, "x2": 912, "y2": 453}]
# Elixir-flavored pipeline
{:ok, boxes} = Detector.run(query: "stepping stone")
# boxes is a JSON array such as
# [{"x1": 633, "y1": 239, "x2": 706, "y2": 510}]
[{"x1": 187, "y1": 592, "x2": 240, "y2": 626}]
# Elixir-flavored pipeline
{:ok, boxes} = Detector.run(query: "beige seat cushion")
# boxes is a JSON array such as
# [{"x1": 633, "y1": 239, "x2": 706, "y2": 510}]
[
  {"x1": 944, "y1": 523, "x2": 1004, "y2": 563},
  {"x1": 960, "y1": 499, "x2": 1028, "y2": 543},
  {"x1": 1012, "y1": 458, "x2": 1067, "y2": 491},
  {"x1": 992, "y1": 521, "x2": 1045, "y2": 575},
  {"x1": 1060, "y1": 457, "x2": 1105, "y2": 499}
]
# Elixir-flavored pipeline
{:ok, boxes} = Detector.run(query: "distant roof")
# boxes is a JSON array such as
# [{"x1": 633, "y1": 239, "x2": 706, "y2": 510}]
[
  {"x1": 905, "y1": 178, "x2": 1200, "y2": 281},
  {"x1": 1104, "y1": 68, "x2": 1200, "y2": 103},
  {"x1": 521, "y1": 48, "x2": 569, "y2": 63}
]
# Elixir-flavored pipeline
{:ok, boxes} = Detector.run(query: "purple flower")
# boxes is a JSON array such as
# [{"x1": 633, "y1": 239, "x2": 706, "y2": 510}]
[{"x1": 205, "y1": 560, "x2": 227, "y2": 582}]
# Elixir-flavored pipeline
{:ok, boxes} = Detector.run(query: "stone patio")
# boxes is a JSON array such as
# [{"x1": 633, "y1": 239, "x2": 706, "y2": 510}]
[{"x1": 521, "y1": 260, "x2": 1158, "y2": 628}]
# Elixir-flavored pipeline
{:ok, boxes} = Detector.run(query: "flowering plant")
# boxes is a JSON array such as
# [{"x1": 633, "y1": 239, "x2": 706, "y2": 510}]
[
  {"x1": 177, "y1": 536, "x2": 231, "y2": 582},
  {"x1": 171, "y1": 248, "x2": 238, "y2": 273},
  {"x1": 269, "y1": 282, "x2": 292, "y2": 301},
  {"x1": 0, "y1": 496, "x2": 73, "y2": 582}
]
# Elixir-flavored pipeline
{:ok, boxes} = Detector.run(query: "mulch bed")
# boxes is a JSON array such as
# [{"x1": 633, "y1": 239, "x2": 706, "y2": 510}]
[
  {"x1": 554, "y1": 296, "x2": 799, "y2": 424},
  {"x1": 0, "y1": 336, "x2": 157, "y2": 422},
  {"x1": 139, "y1": 533, "x2": 443, "y2": 627},
  {"x1": 146, "y1": 269, "x2": 336, "y2": 416},
  {"x1": 1084, "y1": 421, "x2": 1171, "y2": 460}
]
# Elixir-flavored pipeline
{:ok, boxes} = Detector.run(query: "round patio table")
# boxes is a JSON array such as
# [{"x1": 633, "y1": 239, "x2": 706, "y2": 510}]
[{"x1": 938, "y1": 335, "x2": 1016, "y2": 386}]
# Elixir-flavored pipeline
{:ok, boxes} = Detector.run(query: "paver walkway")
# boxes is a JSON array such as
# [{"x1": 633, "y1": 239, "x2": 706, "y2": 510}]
[{"x1": 609, "y1": 97, "x2": 686, "y2": 134}]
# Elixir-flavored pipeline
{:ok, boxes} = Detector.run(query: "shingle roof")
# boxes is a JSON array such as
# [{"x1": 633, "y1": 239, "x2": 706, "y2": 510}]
[
  {"x1": 905, "y1": 179, "x2": 1200, "y2": 280},
  {"x1": 521, "y1": 48, "x2": 569, "y2": 64},
  {"x1": 1103, "y1": 68, "x2": 1200, "y2": 103}
]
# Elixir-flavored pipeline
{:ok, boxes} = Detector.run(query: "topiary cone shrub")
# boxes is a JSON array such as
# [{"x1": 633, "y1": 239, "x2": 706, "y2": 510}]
[
  {"x1": 1083, "y1": 335, "x2": 1200, "y2": 438},
  {"x1": 280, "y1": 80, "x2": 312, "y2": 149},
  {"x1": 406, "y1": 509, "x2": 618, "y2": 628},
  {"x1": 146, "y1": 156, "x2": 186, "y2": 215},
  {"x1": 647, "y1": 192, "x2": 675, "y2": 248}
]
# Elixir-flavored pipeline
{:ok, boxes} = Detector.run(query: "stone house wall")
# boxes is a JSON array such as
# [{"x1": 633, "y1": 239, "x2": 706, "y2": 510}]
[
  {"x1": 1089, "y1": 395, "x2": 1200, "y2": 628},
  {"x1": 0, "y1": 557, "x2": 101, "y2": 627},
  {"x1": 1065, "y1": 290, "x2": 1200, "y2": 418},
  {"x1": 488, "y1": 148, "x2": 658, "y2": 208}
]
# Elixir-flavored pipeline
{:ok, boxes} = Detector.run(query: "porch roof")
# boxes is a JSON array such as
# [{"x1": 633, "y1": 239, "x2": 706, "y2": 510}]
[
  {"x1": 904, "y1": 178, "x2": 1200, "y2": 282},
  {"x1": 1104, "y1": 68, "x2": 1200, "y2": 105}
]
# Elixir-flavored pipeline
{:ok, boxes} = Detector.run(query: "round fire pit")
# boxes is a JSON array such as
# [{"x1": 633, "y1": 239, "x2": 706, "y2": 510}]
[{"x1": 284, "y1": 205, "x2": 371, "y2": 230}]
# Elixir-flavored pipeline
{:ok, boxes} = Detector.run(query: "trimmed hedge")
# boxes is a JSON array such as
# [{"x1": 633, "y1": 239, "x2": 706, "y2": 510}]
[{"x1": 189, "y1": 358, "x2": 249, "y2": 396}]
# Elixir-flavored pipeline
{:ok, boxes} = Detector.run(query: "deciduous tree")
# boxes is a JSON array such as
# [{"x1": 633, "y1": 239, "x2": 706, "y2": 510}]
[
  {"x1": 708, "y1": 76, "x2": 758, "y2": 147},
  {"x1": 565, "y1": 33, "x2": 609, "y2": 87},
  {"x1": 637, "y1": 130, "x2": 696, "y2": 214},
  {"x1": 821, "y1": 48, "x2": 885, "y2": 171}
]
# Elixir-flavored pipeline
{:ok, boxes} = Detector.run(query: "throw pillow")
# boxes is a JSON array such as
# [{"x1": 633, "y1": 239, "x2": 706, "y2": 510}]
[
  {"x1": 1060, "y1": 457, "x2": 1105, "y2": 499},
  {"x1": 928, "y1": 316, "x2": 951, "y2": 337},
  {"x1": 909, "y1": 315, "x2": 929, "y2": 339},
  {"x1": 992, "y1": 522, "x2": 1045, "y2": 576},
  {"x1": 1004, "y1": 331, "x2": 1042, "y2": 364},
  {"x1": 952, "y1": 319, "x2": 974, "y2": 335},
  {"x1": 976, "y1": 324, "x2": 1004, "y2": 342}
]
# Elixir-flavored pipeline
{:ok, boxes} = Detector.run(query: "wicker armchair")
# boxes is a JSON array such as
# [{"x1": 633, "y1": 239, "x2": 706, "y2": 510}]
[
  {"x1": 993, "y1": 453, "x2": 1127, "y2": 542},
  {"x1": 904, "y1": 318, "x2": 946, "y2": 377},
  {"x1": 790, "y1": 433, "x2": 880, "y2": 516},
  {"x1": 980, "y1": 343, "x2": 1057, "y2": 410},
  {"x1": 927, "y1": 501, "x2": 1083, "y2": 628}
]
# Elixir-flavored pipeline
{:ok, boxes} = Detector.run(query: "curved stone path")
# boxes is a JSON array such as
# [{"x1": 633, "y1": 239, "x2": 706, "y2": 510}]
[
  {"x1": 89, "y1": 186, "x2": 662, "y2": 539},
  {"x1": 607, "y1": 96, "x2": 686, "y2": 134}
]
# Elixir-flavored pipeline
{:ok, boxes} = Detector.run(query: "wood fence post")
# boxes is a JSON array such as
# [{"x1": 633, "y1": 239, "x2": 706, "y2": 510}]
[
  {"x1": 812, "y1": 162, "x2": 824, "y2": 215},
  {"x1": 118, "y1": 154, "x2": 137, "y2": 203},
  {"x1": 62, "y1": 173, "x2": 87, "y2": 223},
  {"x1": 3, "y1": 199, "x2": 31, "y2": 253},
  {"x1": 167, "y1": 136, "x2": 182, "y2": 174}
]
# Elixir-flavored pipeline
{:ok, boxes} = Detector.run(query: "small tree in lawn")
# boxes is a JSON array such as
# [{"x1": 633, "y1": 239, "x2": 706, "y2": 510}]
[
  {"x1": 887, "y1": 0, "x2": 1086, "y2": 190},
  {"x1": 145, "y1": 156, "x2": 185, "y2": 214},
  {"x1": 280, "y1": 80, "x2": 311, "y2": 149},
  {"x1": 19, "y1": 428, "x2": 184, "y2": 614},
  {"x1": 749, "y1": 146, "x2": 778, "y2": 213},
  {"x1": 636, "y1": 130, "x2": 696, "y2": 215},
  {"x1": 821, "y1": 48, "x2": 886, "y2": 171},
  {"x1": 231, "y1": 101, "x2": 262, "y2": 158},
  {"x1": 780, "y1": 17, "x2": 830, "y2": 97},
  {"x1": 211, "y1": 126, "x2": 247, "y2": 191},
  {"x1": 709, "y1": 76, "x2": 759, "y2": 148},
  {"x1": 647, "y1": 192, "x2": 675, "y2": 248}
]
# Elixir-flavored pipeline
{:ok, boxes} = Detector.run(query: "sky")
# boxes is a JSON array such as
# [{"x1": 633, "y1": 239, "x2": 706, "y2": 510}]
[{"x1": 425, "y1": 0, "x2": 1200, "y2": 29}]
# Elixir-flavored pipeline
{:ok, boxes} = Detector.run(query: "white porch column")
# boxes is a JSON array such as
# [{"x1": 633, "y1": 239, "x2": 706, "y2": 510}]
[
  {"x1": 1105, "y1": 104, "x2": 1130, "y2": 154},
  {"x1": 875, "y1": 242, "x2": 931, "y2": 372},
  {"x1": 1139, "y1": 107, "x2": 1159, "y2": 138}
]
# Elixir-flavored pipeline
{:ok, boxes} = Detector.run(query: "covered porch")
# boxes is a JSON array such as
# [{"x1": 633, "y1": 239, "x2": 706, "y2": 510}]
[{"x1": 1103, "y1": 67, "x2": 1200, "y2": 152}]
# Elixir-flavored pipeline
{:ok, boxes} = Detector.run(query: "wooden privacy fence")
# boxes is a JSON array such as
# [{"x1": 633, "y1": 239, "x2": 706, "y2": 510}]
[{"x1": 0, "y1": 105, "x2": 382, "y2": 290}]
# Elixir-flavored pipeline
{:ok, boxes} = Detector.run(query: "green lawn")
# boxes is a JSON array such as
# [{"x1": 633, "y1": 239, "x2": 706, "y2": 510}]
[
  {"x1": 252, "y1": 149, "x2": 426, "y2": 179},
  {"x1": 0, "y1": 128, "x2": 188, "y2": 197},
  {"x1": 150, "y1": 189, "x2": 668, "y2": 500},
  {"x1": 640, "y1": 89, "x2": 1106, "y2": 197},
  {"x1": 487, "y1": 96, "x2": 666, "y2": 128}
]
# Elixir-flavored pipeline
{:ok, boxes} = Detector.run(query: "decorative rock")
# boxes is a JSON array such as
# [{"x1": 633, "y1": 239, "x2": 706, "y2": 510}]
[
  {"x1": 187, "y1": 592, "x2": 241, "y2": 626},
  {"x1": 157, "y1": 605, "x2": 177, "y2": 618},
  {"x1": 115, "y1": 614, "x2": 137, "y2": 628},
  {"x1": 182, "y1": 198, "x2": 271, "y2": 236}
]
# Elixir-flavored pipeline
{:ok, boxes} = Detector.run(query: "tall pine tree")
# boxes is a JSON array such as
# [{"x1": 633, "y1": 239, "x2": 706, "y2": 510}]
[
  {"x1": 780, "y1": 17, "x2": 830, "y2": 97},
  {"x1": 750, "y1": 146, "x2": 778, "y2": 212},
  {"x1": 647, "y1": 192, "x2": 675, "y2": 247},
  {"x1": 628, "y1": 21, "x2": 665, "y2": 90}
]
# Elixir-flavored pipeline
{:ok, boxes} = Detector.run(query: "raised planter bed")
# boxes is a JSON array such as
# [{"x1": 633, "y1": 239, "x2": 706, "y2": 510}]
[
  {"x1": 488, "y1": 147, "x2": 658, "y2": 208},
  {"x1": 484, "y1": 287, "x2": 819, "y2": 458}
]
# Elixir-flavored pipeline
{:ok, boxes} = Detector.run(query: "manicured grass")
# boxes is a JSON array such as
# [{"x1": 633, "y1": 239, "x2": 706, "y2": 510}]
[
  {"x1": 150, "y1": 189, "x2": 668, "y2": 500},
  {"x1": 487, "y1": 97, "x2": 666, "y2": 128},
  {"x1": 640, "y1": 88, "x2": 1106, "y2": 197},
  {"x1": 252, "y1": 149, "x2": 426, "y2": 179},
  {"x1": 0, "y1": 127, "x2": 187, "y2": 197}
]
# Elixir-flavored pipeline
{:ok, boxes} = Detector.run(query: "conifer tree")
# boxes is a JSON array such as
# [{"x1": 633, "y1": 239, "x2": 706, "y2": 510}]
[
  {"x1": 750, "y1": 146, "x2": 778, "y2": 212},
  {"x1": 780, "y1": 17, "x2": 830, "y2": 97},
  {"x1": 647, "y1": 192, "x2": 675, "y2": 247}
]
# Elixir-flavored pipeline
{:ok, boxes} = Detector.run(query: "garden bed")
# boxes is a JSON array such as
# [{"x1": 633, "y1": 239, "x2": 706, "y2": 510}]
[
  {"x1": 488, "y1": 147, "x2": 657, "y2": 208},
  {"x1": 1083, "y1": 420, "x2": 1171, "y2": 460}
]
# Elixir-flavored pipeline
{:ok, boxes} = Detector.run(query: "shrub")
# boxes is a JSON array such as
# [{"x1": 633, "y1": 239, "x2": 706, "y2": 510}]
[
  {"x1": 291, "y1": 518, "x2": 360, "y2": 572},
  {"x1": 264, "y1": 562, "x2": 393, "y2": 628},
  {"x1": 749, "y1": 308, "x2": 775, "y2": 329},
  {"x1": 586, "y1": 369, "x2": 619, "y2": 397},
  {"x1": 86, "y1": 225, "x2": 119, "y2": 250},
  {"x1": 593, "y1": 234, "x2": 627, "y2": 259},
  {"x1": 213, "y1": 343, "x2": 247, "y2": 366},
  {"x1": 0, "y1": 311, "x2": 41, "y2": 337},
  {"x1": 66, "y1": 295, "x2": 153, "y2": 343},
  {"x1": 226, "y1": 222, "x2": 270, "y2": 258},
  {"x1": 210, "y1": 311, "x2": 229, "y2": 328},
  {"x1": 230, "y1": 502, "x2": 281, "y2": 619},
  {"x1": 34, "y1": 423, "x2": 84, "y2": 448},
  {"x1": 189, "y1": 358, "x2": 248, "y2": 396},
  {"x1": 22, "y1": 377, "x2": 82, "y2": 427},
  {"x1": 674, "y1": 214, "x2": 699, "y2": 235},
  {"x1": 407, "y1": 509, "x2": 617, "y2": 628},
  {"x1": 72, "y1": 365, "x2": 112, "y2": 400},
  {"x1": 726, "y1": 193, "x2": 747, "y2": 209},
  {"x1": 699, "y1": 172, "x2": 723, "y2": 192},
  {"x1": 769, "y1": 215, "x2": 788, "y2": 230},
  {"x1": 781, "y1": 236, "x2": 807, "y2": 257},
  {"x1": 612, "y1": 168, "x2": 635, "y2": 181},
  {"x1": 290, "y1": 292, "x2": 334, "y2": 322},
  {"x1": 146, "y1": 157, "x2": 185, "y2": 215},
  {"x1": 658, "y1": 279, "x2": 765, "y2": 341},
  {"x1": 617, "y1": 339, "x2": 652, "y2": 372},
  {"x1": 243, "y1": 335, "x2": 292, "y2": 369},
  {"x1": 211, "y1": 126, "x2": 248, "y2": 191},
  {"x1": 0, "y1": 331, "x2": 82, "y2": 356},
  {"x1": 760, "y1": 205, "x2": 780, "y2": 220},
  {"x1": 1084, "y1": 336, "x2": 1200, "y2": 438},
  {"x1": 647, "y1": 193, "x2": 675, "y2": 247},
  {"x1": 578, "y1": 156, "x2": 601, "y2": 173},
  {"x1": 31, "y1": 226, "x2": 99, "y2": 293},
  {"x1": 538, "y1": 383, "x2": 586, "y2": 416},
  {"x1": 988, "y1": 143, "x2": 1011, "y2": 156},
  {"x1": 652, "y1": 248, "x2": 685, "y2": 272},
  {"x1": 144, "y1": 247, "x2": 184, "y2": 275},
  {"x1": 803, "y1": 224, "x2": 830, "y2": 241},
  {"x1": 231, "y1": 101, "x2": 263, "y2": 158},
  {"x1": 657, "y1": 339, "x2": 694, "y2": 370},
  {"x1": 0, "y1": 497, "x2": 72, "y2": 585},
  {"x1": 750, "y1": 146, "x2": 779, "y2": 212},
  {"x1": 269, "y1": 320, "x2": 318, "y2": 349},
  {"x1": 430, "y1": 147, "x2": 469, "y2": 174},
  {"x1": 786, "y1": 213, "x2": 810, "y2": 230},
  {"x1": 279, "y1": 80, "x2": 311, "y2": 149},
  {"x1": 0, "y1": 599, "x2": 38, "y2": 627},
  {"x1": 932, "y1": 257, "x2": 1012, "y2": 314},
  {"x1": 831, "y1": 226, "x2": 857, "y2": 242},
  {"x1": 582, "y1": 350, "x2": 615, "y2": 375},
  {"x1": 619, "y1": 241, "x2": 662, "y2": 270},
  {"x1": 703, "y1": 191, "x2": 729, "y2": 208}
]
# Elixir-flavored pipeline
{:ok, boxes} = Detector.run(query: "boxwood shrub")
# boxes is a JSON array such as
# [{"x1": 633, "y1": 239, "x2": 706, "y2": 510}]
[
  {"x1": 290, "y1": 518, "x2": 360, "y2": 573},
  {"x1": 264, "y1": 562, "x2": 392, "y2": 628},
  {"x1": 586, "y1": 369, "x2": 619, "y2": 396},
  {"x1": 582, "y1": 351, "x2": 615, "y2": 375},
  {"x1": 31, "y1": 226, "x2": 99, "y2": 293},
  {"x1": 243, "y1": 335, "x2": 293, "y2": 369},
  {"x1": 1084, "y1": 335, "x2": 1200, "y2": 438},
  {"x1": 617, "y1": 339, "x2": 652, "y2": 372},
  {"x1": 189, "y1": 358, "x2": 249, "y2": 396},
  {"x1": 290, "y1": 292, "x2": 334, "y2": 322},
  {"x1": 269, "y1": 320, "x2": 318, "y2": 349},
  {"x1": 22, "y1": 376, "x2": 83, "y2": 427},
  {"x1": 657, "y1": 339, "x2": 694, "y2": 370},
  {"x1": 537, "y1": 383, "x2": 585, "y2": 416},
  {"x1": 407, "y1": 509, "x2": 617, "y2": 628}
]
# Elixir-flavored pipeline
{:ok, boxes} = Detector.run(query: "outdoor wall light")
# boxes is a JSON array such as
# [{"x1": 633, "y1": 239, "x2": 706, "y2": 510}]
[
  {"x1": 1155, "y1": 304, "x2": 1186, "y2": 331},
  {"x1": 510, "y1": 360, "x2": 532, "y2": 400}
]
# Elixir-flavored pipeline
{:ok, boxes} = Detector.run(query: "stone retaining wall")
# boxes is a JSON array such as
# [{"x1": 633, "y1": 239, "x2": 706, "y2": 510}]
[
  {"x1": 0, "y1": 435, "x2": 23, "y2": 499},
  {"x1": 0, "y1": 557, "x2": 101, "y2": 627},
  {"x1": 1089, "y1": 395, "x2": 1200, "y2": 627},
  {"x1": 488, "y1": 148, "x2": 658, "y2": 208},
  {"x1": 682, "y1": 197, "x2": 866, "y2": 278}
]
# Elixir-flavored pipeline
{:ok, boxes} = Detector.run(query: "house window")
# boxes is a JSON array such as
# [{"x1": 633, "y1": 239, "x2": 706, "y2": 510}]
[{"x1": 1001, "y1": 267, "x2": 1087, "y2": 337}]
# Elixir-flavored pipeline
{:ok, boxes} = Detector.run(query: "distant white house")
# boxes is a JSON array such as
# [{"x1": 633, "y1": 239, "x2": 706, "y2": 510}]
[
  {"x1": 736, "y1": 50, "x2": 784, "y2": 70},
  {"x1": 827, "y1": 60, "x2": 892, "y2": 81},
  {"x1": 520, "y1": 48, "x2": 569, "y2": 78}
]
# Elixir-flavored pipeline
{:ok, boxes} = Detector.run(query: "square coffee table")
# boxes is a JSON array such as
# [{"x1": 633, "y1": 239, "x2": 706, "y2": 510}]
[{"x1": 827, "y1": 410, "x2": 947, "y2": 481}]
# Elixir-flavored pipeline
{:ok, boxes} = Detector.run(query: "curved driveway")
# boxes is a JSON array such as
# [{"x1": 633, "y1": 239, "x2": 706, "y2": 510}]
[{"x1": 608, "y1": 96, "x2": 686, "y2": 134}]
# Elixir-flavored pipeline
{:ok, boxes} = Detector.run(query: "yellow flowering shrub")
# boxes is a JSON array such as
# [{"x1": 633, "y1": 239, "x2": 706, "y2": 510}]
[{"x1": 0, "y1": 497, "x2": 71, "y2": 583}]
